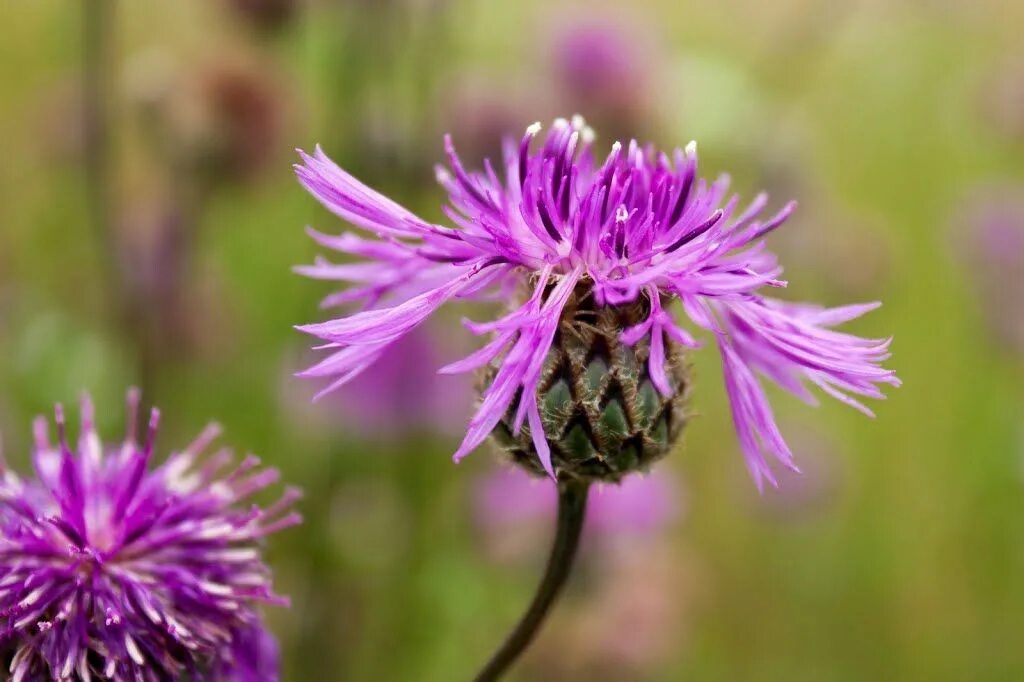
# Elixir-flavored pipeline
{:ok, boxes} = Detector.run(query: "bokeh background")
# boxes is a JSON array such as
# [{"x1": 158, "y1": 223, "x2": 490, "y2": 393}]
[{"x1": 2, "y1": 0, "x2": 1023, "y2": 680}]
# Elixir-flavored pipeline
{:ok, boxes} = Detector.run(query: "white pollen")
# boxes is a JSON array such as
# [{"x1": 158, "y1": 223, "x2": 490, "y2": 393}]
[
  {"x1": 685, "y1": 140, "x2": 697, "y2": 156},
  {"x1": 571, "y1": 114, "x2": 586, "y2": 130},
  {"x1": 526, "y1": 121, "x2": 542, "y2": 136}
]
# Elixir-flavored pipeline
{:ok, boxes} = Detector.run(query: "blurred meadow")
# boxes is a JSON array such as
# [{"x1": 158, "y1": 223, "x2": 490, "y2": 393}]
[{"x1": 2, "y1": 0, "x2": 1024, "y2": 679}]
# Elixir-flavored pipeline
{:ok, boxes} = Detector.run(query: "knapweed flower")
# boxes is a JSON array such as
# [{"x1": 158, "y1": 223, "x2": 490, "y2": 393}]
[
  {"x1": 0, "y1": 391, "x2": 300, "y2": 681},
  {"x1": 295, "y1": 116, "x2": 898, "y2": 489}
]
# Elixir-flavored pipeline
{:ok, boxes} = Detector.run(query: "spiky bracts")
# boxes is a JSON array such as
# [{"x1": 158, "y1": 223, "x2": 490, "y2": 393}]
[
  {"x1": 486, "y1": 283, "x2": 688, "y2": 481},
  {"x1": 294, "y1": 116, "x2": 899, "y2": 488},
  {"x1": 0, "y1": 391, "x2": 300, "y2": 682}
]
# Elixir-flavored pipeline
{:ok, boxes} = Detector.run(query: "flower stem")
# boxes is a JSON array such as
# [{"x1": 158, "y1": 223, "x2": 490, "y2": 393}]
[
  {"x1": 474, "y1": 478, "x2": 590, "y2": 682},
  {"x1": 82, "y1": 0, "x2": 157, "y2": 394},
  {"x1": 82, "y1": 0, "x2": 115, "y2": 272}
]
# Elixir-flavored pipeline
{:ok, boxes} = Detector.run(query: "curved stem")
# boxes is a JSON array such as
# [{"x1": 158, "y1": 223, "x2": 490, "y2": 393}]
[{"x1": 474, "y1": 478, "x2": 590, "y2": 682}]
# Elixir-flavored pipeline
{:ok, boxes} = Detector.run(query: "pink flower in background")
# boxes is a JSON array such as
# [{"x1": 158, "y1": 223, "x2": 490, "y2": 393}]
[
  {"x1": 476, "y1": 467, "x2": 694, "y2": 677},
  {"x1": 476, "y1": 467, "x2": 680, "y2": 538},
  {"x1": 951, "y1": 185, "x2": 1024, "y2": 354},
  {"x1": 550, "y1": 18, "x2": 653, "y2": 136},
  {"x1": 742, "y1": 417, "x2": 844, "y2": 521},
  {"x1": 316, "y1": 324, "x2": 473, "y2": 440}
]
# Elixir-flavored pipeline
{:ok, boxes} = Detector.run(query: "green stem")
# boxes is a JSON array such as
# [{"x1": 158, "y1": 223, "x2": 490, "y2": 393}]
[{"x1": 474, "y1": 478, "x2": 590, "y2": 682}]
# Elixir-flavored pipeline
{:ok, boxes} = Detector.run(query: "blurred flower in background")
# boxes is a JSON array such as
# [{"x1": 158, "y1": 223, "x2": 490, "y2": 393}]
[
  {"x1": 739, "y1": 416, "x2": 845, "y2": 521},
  {"x1": 527, "y1": 541, "x2": 696, "y2": 681},
  {"x1": 474, "y1": 466, "x2": 681, "y2": 563},
  {"x1": 474, "y1": 467, "x2": 690, "y2": 678},
  {"x1": 0, "y1": 392, "x2": 300, "y2": 681},
  {"x1": 126, "y1": 52, "x2": 288, "y2": 192},
  {"x1": 113, "y1": 197, "x2": 235, "y2": 360},
  {"x1": 283, "y1": 324, "x2": 473, "y2": 443},
  {"x1": 769, "y1": 193, "x2": 892, "y2": 301},
  {"x1": 36, "y1": 79, "x2": 89, "y2": 164},
  {"x1": 979, "y1": 55, "x2": 1024, "y2": 142},
  {"x1": 224, "y1": 0, "x2": 301, "y2": 35},
  {"x1": 438, "y1": 76, "x2": 536, "y2": 169},
  {"x1": 548, "y1": 14, "x2": 657, "y2": 141},
  {"x1": 475, "y1": 467, "x2": 681, "y2": 549},
  {"x1": 951, "y1": 184, "x2": 1024, "y2": 355}
]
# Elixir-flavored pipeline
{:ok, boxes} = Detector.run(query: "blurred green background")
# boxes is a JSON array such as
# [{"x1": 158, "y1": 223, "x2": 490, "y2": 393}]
[{"x1": 2, "y1": 1, "x2": 1023, "y2": 680}]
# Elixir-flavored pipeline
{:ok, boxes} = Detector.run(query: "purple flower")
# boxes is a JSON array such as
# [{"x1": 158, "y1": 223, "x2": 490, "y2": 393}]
[
  {"x1": 0, "y1": 391, "x2": 300, "y2": 681},
  {"x1": 476, "y1": 467, "x2": 679, "y2": 537},
  {"x1": 294, "y1": 116, "x2": 899, "y2": 489}
]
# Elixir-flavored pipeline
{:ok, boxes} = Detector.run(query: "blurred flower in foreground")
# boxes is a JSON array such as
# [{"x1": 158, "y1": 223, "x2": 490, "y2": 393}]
[
  {"x1": 215, "y1": 623, "x2": 281, "y2": 681},
  {"x1": 549, "y1": 18, "x2": 654, "y2": 139},
  {"x1": 951, "y1": 185, "x2": 1024, "y2": 354},
  {"x1": 294, "y1": 116, "x2": 898, "y2": 489},
  {"x1": 0, "y1": 391, "x2": 300, "y2": 681}
]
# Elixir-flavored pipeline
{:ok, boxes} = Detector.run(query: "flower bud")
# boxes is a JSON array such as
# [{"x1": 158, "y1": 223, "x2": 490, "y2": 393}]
[{"x1": 485, "y1": 284, "x2": 689, "y2": 482}]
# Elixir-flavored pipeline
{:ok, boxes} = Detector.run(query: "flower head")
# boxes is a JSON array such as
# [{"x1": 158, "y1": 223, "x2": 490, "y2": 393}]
[
  {"x1": 0, "y1": 391, "x2": 300, "y2": 681},
  {"x1": 294, "y1": 116, "x2": 898, "y2": 488}
]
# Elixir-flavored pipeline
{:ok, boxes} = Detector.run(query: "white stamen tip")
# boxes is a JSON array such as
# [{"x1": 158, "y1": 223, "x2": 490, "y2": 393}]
[
  {"x1": 685, "y1": 140, "x2": 697, "y2": 156},
  {"x1": 611, "y1": 141, "x2": 622, "y2": 152},
  {"x1": 570, "y1": 114, "x2": 586, "y2": 130},
  {"x1": 553, "y1": 117, "x2": 569, "y2": 129},
  {"x1": 581, "y1": 126, "x2": 596, "y2": 144},
  {"x1": 526, "y1": 121, "x2": 542, "y2": 136}
]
